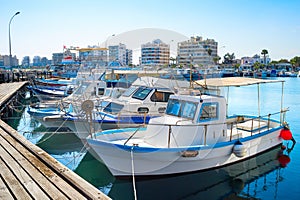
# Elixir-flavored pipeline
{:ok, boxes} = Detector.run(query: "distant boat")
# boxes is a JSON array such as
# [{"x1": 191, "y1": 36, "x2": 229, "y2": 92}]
[
  {"x1": 34, "y1": 78, "x2": 75, "y2": 87},
  {"x1": 86, "y1": 77, "x2": 294, "y2": 177},
  {"x1": 28, "y1": 85, "x2": 73, "y2": 101}
]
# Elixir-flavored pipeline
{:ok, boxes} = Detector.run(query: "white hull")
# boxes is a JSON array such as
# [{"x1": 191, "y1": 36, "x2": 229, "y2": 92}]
[{"x1": 87, "y1": 128, "x2": 282, "y2": 176}]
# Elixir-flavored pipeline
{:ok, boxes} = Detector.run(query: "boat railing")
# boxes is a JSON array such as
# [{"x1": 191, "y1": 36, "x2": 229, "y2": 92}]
[{"x1": 123, "y1": 109, "x2": 289, "y2": 146}]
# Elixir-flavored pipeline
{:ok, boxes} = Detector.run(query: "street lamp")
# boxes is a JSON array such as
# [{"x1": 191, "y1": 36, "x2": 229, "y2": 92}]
[{"x1": 9, "y1": 11, "x2": 20, "y2": 67}]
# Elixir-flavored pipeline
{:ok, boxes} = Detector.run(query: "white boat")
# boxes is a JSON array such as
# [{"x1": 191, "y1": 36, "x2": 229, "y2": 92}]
[
  {"x1": 86, "y1": 77, "x2": 294, "y2": 177},
  {"x1": 28, "y1": 80, "x2": 107, "y2": 128},
  {"x1": 67, "y1": 76, "x2": 190, "y2": 161},
  {"x1": 66, "y1": 76, "x2": 191, "y2": 139}
]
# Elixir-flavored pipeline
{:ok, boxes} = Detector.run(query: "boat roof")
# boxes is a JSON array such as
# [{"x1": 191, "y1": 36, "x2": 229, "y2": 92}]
[
  {"x1": 194, "y1": 77, "x2": 284, "y2": 88},
  {"x1": 169, "y1": 94, "x2": 222, "y2": 104},
  {"x1": 131, "y1": 76, "x2": 190, "y2": 90}
]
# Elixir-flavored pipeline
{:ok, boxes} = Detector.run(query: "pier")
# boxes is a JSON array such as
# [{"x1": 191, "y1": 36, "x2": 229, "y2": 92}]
[{"x1": 0, "y1": 82, "x2": 110, "y2": 199}]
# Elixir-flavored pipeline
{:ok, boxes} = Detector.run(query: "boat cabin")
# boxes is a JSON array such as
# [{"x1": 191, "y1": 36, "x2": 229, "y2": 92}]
[
  {"x1": 144, "y1": 94, "x2": 227, "y2": 147},
  {"x1": 102, "y1": 86, "x2": 174, "y2": 115},
  {"x1": 100, "y1": 76, "x2": 190, "y2": 116}
]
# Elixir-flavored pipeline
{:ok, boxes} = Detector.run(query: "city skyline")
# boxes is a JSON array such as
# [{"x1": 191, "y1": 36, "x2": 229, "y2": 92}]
[{"x1": 1, "y1": 0, "x2": 300, "y2": 63}]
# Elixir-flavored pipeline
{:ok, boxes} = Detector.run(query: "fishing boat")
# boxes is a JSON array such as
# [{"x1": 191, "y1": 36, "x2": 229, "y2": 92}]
[
  {"x1": 28, "y1": 85, "x2": 74, "y2": 101},
  {"x1": 86, "y1": 77, "x2": 294, "y2": 177},
  {"x1": 34, "y1": 78, "x2": 76, "y2": 87},
  {"x1": 65, "y1": 77, "x2": 190, "y2": 139},
  {"x1": 28, "y1": 80, "x2": 107, "y2": 128}
]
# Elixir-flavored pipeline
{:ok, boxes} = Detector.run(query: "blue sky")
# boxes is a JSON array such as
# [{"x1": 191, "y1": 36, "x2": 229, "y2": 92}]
[{"x1": 1, "y1": 0, "x2": 299, "y2": 63}]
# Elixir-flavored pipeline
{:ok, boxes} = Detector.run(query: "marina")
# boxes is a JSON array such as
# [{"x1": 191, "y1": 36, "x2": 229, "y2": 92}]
[
  {"x1": 1, "y1": 1, "x2": 300, "y2": 199},
  {"x1": 0, "y1": 76, "x2": 299, "y2": 199}
]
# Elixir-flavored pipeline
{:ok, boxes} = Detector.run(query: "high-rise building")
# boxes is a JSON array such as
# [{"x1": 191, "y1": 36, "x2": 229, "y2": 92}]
[
  {"x1": 126, "y1": 49, "x2": 133, "y2": 65},
  {"x1": 22, "y1": 56, "x2": 30, "y2": 67},
  {"x1": 177, "y1": 36, "x2": 218, "y2": 67},
  {"x1": 41, "y1": 57, "x2": 50, "y2": 66},
  {"x1": 0, "y1": 55, "x2": 18, "y2": 67},
  {"x1": 52, "y1": 53, "x2": 64, "y2": 65},
  {"x1": 141, "y1": 39, "x2": 170, "y2": 66},
  {"x1": 33, "y1": 56, "x2": 41, "y2": 66},
  {"x1": 109, "y1": 43, "x2": 127, "y2": 66}
]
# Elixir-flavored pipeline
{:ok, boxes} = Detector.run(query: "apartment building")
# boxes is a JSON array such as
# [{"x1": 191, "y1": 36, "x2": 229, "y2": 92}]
[{"x1": 177, "y1": 36, "x2": 217, "y2": 67}]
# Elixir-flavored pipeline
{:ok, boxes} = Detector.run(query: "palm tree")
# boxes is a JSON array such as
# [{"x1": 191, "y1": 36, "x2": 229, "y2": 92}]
[
  {"x1": 213, "y1": 56, "x2": 221, "y2": 64},
  {"x1": 261, "y1": 49, "x2": 268, "y2": 65},
  {"x1": 223, "y1": 53, "x2": 235, "y2": 64}
]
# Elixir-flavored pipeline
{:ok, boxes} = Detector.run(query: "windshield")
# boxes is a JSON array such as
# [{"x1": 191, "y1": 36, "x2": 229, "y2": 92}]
[
  {"x1": 122, "y1": 86, "x2": 138, "y2": 97},
  {"x1": 166, "y1": 99, "x2": 197, "y2": 119},
  {"x1": 132, "y1": 87, "x2": 153, "y2": 100},
  {"x1": 104, "y1": 88, "x2": 112, "y2": 97}
]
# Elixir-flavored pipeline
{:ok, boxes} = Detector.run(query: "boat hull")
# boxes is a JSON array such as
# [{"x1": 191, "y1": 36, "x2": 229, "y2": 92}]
[{"x1": 87, "y1": 128, "x2": 283, "y2": 176}]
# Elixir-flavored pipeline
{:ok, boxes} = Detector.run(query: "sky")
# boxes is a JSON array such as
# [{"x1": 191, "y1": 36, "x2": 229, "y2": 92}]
[{"x1": 1, "y1": 0, "x2": 300, "y2": 64}]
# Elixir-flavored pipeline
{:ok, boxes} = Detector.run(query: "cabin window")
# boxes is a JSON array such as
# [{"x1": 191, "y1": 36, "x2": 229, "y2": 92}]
[
  {"x1": 166, "y1": 99, "x2": 181, "y2": 116},
  {"x1": 132, "y1": 87, "x2": 152, "y2": 100},
  {"x1": 97, "y1": 87, "x2": 105, "y2": 95},
  {"x1": 166, "y1": 99, "x2": 197, "y2": 119},
  {"x1": 180, "y1": 102, "x2": 197, "y2": 119},
  {"x1": 103, "y1": 102, "x2": 124, "y2": 114},
  {"x1": 122, "y1": 86, "x2": 138, "y2": 97},
  {"x1": 137, "y1": 107, "x2": 149, "y2": 114},
  {"x1": 198, "y1": 102, "x2": 218, "y2": 122},
  {"x1": 103, "y1": 88, "x2": 112, "y2": 97},
  {"x1": 150, "y1": 91, "x2": 173, "y2": 102}
]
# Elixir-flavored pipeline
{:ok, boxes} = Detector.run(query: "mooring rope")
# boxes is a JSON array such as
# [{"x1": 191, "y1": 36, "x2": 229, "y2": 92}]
[
  {"x1": 131, "y1": 146, "x2": 137, "y2": 200},
  {"x1": 36, "y1": 116, "x2": 69, "y2": 145}
]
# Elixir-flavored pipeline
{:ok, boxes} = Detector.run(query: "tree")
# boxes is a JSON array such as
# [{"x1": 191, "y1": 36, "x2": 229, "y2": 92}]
[
  {"x1": 278, "y1": 59, "x2": 289, "y2": 63},
  {"x1": 261, "y1": 49, "x2": 268, "y2": 65},
  {"x1": 290, "y1": 56, "x2": 300, "y2": 70},
  {"x1": 253, "y1": 62, "x2": 261, "y2": 70},
  {"x1": 213, "y1": 56, "x2": 221, "y2": 64},
  {"x1": 223, "y1": 53, "x2": 235, "y2": 64}
]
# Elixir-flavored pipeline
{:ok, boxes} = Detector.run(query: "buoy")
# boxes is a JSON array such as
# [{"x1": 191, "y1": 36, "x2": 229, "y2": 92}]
[
  {"x1": 280, "y1": 128, "x2": 293, "y2": 140},
  {"x1": 233, "y1": 141, "x2": 247, "y2": 158},
  {"x1": 278, "y1": 155, "x2": 291, "y2": 168}
]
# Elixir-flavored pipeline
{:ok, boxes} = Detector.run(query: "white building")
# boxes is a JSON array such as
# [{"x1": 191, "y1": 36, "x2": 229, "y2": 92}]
[
  {"x1": 126, "y1": 49, "x2": 133, "y2": 65},
  {"x1": 109, "y1": 43, "x2": 127, "y2": 66},
  {"x1": 0, "y1": 55, "x2": 18, "y2": 67},
  {"x1": 141, "y1": 39, "x2": 170, "y2": 66},
  {"x1": 177, "y1": 36, "x2": 217, "y2": 67},
  {"x1": 241, "y1": 54, "x2": 271, "y2": 65}
]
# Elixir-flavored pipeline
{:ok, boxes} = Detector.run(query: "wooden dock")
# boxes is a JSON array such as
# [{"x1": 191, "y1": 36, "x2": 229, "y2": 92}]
[{"x1": 0, "y1": 82, "x2": 110, "y2": 199}]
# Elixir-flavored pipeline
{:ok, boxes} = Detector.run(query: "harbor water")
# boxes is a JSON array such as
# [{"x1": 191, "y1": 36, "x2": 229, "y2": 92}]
[{"x1": 4, "y1": 77, "x2": 300, "y2": 200}]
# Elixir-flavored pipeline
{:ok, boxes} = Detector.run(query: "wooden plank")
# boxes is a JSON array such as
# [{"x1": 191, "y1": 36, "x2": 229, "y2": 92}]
[
  {"x1": 0, "y1": 82, "x2": 27, "y2": 106},
  {"x1": 0, "y1": 120, "x2": 111, "y2": 200},
  {"x1": 0, "y1": 128, "x2": 85, "y2": 199},
  {"x1": 0, "y1": 158, "x2": 32, "y2": 200},
  {"x1": 0, "y1": 175, "x2": 14, "y2": 200},
  {"x1": 0, "y1": 137, "x2": 51, "y2": 199}
]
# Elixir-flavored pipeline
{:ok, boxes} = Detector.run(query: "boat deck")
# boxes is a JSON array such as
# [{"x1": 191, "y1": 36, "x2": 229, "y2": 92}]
[
  {"x1": 227, "y1": 119, "x2": 271, "y2": 140},
  {"x1": 0, "y1": 82, "x2": 110, "y2": 199}
]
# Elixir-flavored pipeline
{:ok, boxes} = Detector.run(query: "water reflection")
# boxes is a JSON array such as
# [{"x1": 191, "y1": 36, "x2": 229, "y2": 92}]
[{"x1": 36, "y1": 132, "x2": 86, "y2": 170}]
